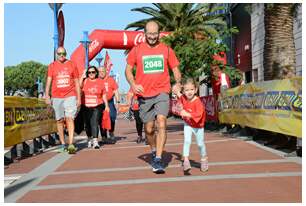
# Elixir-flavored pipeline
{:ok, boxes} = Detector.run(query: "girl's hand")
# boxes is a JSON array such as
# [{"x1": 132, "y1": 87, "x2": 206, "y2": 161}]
[
  {"x1": 172, "y1": 84, "x2": 181, "y2": 95},
  {"x1": 180, "y1": 109, "x2": 190, "y2": 118}
]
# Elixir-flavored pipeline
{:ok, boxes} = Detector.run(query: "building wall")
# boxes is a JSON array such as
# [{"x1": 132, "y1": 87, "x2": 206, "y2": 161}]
[{"x1": 251, "y1": 4, "x2": 302, "y2": 81}]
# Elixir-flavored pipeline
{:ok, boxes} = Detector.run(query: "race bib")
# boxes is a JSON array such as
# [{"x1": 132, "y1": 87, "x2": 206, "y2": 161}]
[
  {"x1": 56, "y1": 75, "x2": 70, "y2": 88},
  {"x1": 85, "y1": 95, "x2": 98, "y2": 107},
  {"x1": 142, "y1": 55, "x2": 164, "y2": 74}
]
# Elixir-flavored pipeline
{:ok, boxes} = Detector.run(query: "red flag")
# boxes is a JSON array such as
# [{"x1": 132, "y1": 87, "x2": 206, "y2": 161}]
[{"x1": 103, "y1": 51, "x2": 113, "y2": 75}]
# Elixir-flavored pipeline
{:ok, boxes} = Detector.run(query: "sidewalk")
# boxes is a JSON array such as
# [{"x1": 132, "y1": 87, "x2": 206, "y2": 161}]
[{"x1": 4, "y1": 118, "x2": 302, "y2": 203}]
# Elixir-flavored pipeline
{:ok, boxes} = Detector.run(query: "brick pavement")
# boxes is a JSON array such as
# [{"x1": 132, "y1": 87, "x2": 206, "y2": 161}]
[{"x1": 4, "y1": 118, "x2": 302, "y2": 203}]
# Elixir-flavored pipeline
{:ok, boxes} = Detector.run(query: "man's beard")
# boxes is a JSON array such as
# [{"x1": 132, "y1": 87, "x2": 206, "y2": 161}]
[{"x1": 145, "y1": 36, "x2": 159, "y2": 47}]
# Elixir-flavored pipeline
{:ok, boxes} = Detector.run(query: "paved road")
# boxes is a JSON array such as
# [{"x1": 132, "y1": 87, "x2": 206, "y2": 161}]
[{"x1": 4, "y1": 118, "x2": 302, "y2": 203}]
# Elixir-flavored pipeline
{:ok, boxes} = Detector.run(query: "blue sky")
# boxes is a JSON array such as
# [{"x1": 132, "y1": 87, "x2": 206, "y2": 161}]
[{"x1": 4, "y1": 3, "x2": 151, "y2": 93}]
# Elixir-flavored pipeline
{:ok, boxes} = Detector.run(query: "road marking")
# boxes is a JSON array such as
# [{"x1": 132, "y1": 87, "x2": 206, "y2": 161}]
[
  {"x1": 51, "y1": 159, "x2": 294, "y2": 175},
  {"x1": 4, "y1": 153, "x2": 72, "y2": 203},
  {"x1": 93, "y1": 139, "x2": 240, "y2": 151},
  {"x1": 33, "y1": 171, "x2": 302, "y2": 190}
]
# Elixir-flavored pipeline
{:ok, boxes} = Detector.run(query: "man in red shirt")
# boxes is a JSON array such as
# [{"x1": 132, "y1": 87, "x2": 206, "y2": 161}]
[
  {"x1": 98, "y1": 66, "x2": 120, "y2": 143},
  {"x1": 45, "y1": 47, "x2": 81, "y2": 154},
  {"x1": 125, "y1": 20, "x2": 181, "y2": 173}
]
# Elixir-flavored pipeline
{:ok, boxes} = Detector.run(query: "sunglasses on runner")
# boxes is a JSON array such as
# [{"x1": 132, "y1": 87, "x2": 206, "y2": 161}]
[
  {"x1": 57, "y1": 52, "x2": 66, "y2": 56},
  {"x1": 88, "y1": 71, "x2": 96, "y2": 74}
]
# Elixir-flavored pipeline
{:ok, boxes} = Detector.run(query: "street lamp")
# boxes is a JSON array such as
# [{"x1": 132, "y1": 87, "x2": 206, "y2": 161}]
[
  {"x1": 80, "y1": 31, "x2": 92, "y2": 71},
  {"x1": 48, "y1": 3, "x2": 63, "y2": 60},
  {"x1": 95, "y1": 52, "x2": 103, "y2": 67}
]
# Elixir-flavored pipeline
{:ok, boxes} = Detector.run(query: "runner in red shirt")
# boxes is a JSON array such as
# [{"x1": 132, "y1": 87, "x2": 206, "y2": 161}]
[
  {"x1": 125, "y1": 20, "x2": 182, "y2": 174},
  {"x1": 98, "y1": 67, "x2": 120, "y2": 143},
  {"x1": 172, "y1": 78, "x2": 208, "y2": 173},
  {"x1": 127, "y1": 88, "x2": 144, "y2": 144},
  {"x1": 80, "y1": 66, "x2": 109, "y2": 149},
  {"x1": 45, "y1": 47, "x2": 81, "y2": 154}
]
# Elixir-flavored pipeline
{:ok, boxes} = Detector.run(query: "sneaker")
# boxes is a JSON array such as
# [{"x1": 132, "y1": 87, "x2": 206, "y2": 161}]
[
  {"x1": 92, "y1": 138, "x2": 100, "y2": 149},
  {"x1": 101, "y1": 136, "x2": 108, "y2": 144},
  {"x1": 201, "y1": 158, "x2": 209, "y2": 172},
  {"x1": 136, "y1": 136, "x2": 142, "y2": 144},
  {"x1": 183, "y1": 159, "x2": 191, "y2": 172},
  {"x1": 87, "y1": 139, "x2": 93, "y2": 148},
  {"x1": 109, "y1": 132, "x2": 116, "y2": 141},
  {"x1": 152, "y1": 157, "x2": 165, "y2": 174},
  {"x1": 67, "y1": 144, "x2": 77, "y2": 154},
  {"x1": 150, "y1": 151, "x2": 156, "y2": 165},
  {"x1": 58, "y1": 144, "x2": 67, "y2": 153}
]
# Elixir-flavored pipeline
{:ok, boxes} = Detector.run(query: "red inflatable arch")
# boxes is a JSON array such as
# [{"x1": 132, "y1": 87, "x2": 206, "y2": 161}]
[{"x1": 70, "y1": 29, "x2": 170, "y2": 77}]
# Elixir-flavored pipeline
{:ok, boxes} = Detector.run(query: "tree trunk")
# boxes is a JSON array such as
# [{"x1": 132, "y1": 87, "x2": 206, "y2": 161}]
[{"x1": 263, "y1": 3, "x2": 296, "y2": 80}]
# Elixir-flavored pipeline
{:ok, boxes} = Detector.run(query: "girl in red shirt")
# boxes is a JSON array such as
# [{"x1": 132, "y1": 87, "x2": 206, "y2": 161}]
[
  {"x1": 80, "y1": 66, "x2": 109, "y2": 149},
  {"x1": 172, "y1": 78, "x2": 208, "y2": 173}
]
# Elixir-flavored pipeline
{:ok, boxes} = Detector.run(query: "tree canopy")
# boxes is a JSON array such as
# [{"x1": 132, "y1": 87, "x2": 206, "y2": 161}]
[{"x1": 4, "y1": 61, "x2": 47, "y2": 96}]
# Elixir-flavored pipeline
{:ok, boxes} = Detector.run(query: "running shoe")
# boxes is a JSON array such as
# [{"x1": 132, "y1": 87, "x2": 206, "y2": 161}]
[
  {"x1": 92, "y1": 138, "x2": 100, "y2": 149},
  {"x1": 87, "y1": 139, "x2": 93, "y2": 148},
  {"x1": 109, "y1": 132, "x2": 116, "y2": 142},
  {"x1": 183, "y1": 159, "x2": 191, "y2": 172},
  {"x1": 67, "y1": 144, "x2": 77, "y2": 154},
  {"x1": 152, "y1": 157, "x2": 165, "y2": 174},
  {"x1": 150, "y1": 151, "x2": 156, "y2": 165},
  {"x1": 58, "y1": 144, "x2": 67, "y2": 153},
  {"x1": 136, "y1": 136, "x2": 142, "y2": 144},
  {"x1": 200, "y1": 158, "x2": 209, "y2": 172}
]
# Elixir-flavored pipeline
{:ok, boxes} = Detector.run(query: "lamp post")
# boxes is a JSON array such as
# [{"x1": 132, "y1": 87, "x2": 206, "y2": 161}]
[
  {"x1": 49, "y1": 3, "x2": 63, "y2": 61},
  {"x1": 95, "y1": 52, "x2": 103, "y2": 67},
  {"x1": 80, "y1": 31, "x2": 92, "y2": 71}
]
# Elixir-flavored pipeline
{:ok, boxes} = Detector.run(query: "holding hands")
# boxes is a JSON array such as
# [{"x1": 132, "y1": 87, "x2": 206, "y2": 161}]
[{"x1": 172, "y1": 83, "x2": 182, "y2": 97}]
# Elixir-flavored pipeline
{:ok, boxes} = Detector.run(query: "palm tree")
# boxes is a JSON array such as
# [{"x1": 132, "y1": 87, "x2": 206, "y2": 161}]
[
  {"x1": 125, "y1": 3, "x2": 227, "y2": 39},
  {"x1": 263, "y1": 3, "x2": 300, "y2": 80}
]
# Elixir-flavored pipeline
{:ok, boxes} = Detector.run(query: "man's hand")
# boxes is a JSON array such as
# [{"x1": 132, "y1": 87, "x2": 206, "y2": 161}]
[
  {"x1": 132, "y1": 84, "x2": 144, "y2": 94},
  {"x1": 77, "y1": 98, "x2": 81, "y2": 108}
]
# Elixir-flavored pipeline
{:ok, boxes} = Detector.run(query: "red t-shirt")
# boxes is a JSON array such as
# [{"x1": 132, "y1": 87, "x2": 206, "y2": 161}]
[
  {"x1": 47, "y1": 60, "x2": 79, "y2": 98},
  {"x1": 127, "y1": 42, "x2": 179, "y2": 97},
  {"x1": 179, "y1": 95, "x2": 206, "y2": 128},
  {"x1": 82, "y1": 78, "x2": 105, "y2": 107},
  {"x1": 101, "y1": 77, "x2": 118, "y2": 100}
]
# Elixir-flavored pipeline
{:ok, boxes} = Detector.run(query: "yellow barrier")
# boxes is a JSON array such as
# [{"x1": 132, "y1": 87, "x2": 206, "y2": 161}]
[
  {"x1": 218, "y1": 77, "x2": 301, "y2": 138},
  {"x1": 4, "y1": 96, "x2": 57, "y2": 147}
]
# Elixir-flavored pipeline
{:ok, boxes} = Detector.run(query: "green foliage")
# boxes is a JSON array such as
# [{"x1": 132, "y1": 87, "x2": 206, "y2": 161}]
[
  {"x1": 162, "y1": 25, "x2": 241, "y2": 86},
  {"x1": 4, "y1": 61, "x2": 47, "y2": 96}
]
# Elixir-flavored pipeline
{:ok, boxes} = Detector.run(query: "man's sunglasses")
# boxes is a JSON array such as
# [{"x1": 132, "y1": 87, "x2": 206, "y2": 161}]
[
  {"x1": 88, "y1": 71, "x2": 96, "y2": 74},
  {"x1": 57, "y1": 52, "x2": 66, "y2": 56}
]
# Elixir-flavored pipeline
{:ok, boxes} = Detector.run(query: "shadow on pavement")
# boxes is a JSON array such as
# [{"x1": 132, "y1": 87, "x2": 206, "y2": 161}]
[
  {"x1": 137, "y1": 151, "x2": 182, "y2": 168},
  {"x1": 4, "y1": 178, "x2": 35, "y2": 198}
]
